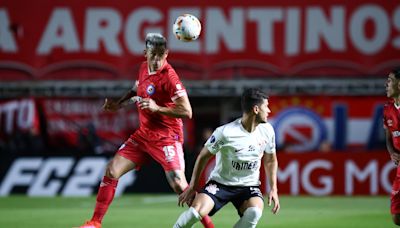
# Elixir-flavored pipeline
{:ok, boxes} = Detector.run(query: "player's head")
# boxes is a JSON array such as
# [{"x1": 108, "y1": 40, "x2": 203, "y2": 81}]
[
  {"x1": 386, "y1": 67, "x2": 400, "y2": 98},
  {"x1": 241, "y1": 88, "x2": 270, "y2": 123},
  {"x1": 144, "y1": 33, "x2": 168, "y2": 71}
]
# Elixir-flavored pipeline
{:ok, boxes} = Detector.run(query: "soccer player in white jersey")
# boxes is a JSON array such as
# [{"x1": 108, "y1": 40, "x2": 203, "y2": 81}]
[{"x1": 174, "y1": 88, "x2": 280, "y2": 228}]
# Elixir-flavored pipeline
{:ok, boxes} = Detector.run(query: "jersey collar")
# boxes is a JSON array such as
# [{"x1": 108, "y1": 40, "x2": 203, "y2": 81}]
[{"x1": 147, "y1": 60, "x2": 168, "y2": 75}]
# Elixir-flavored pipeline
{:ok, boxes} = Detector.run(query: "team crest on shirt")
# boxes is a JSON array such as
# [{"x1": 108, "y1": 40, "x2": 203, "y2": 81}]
[
  {"x1": 146, "y1": 84, "x2": 155, "y2": 95},
  {"x1": 205, "y1": 184, "x2": 219, "y2": 195}
]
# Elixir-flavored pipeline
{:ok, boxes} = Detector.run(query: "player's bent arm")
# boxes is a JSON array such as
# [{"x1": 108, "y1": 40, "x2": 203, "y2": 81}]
[
  {"x1": 385, "y1": 128, "x2": 399, "y2": 154},
  {"x1": 178, "y1": 147, "x2": 214, "y2": 206},
  {"x1": 103, "y1": 89, "x2": 136, "y2": 111},
  {"x1": 385, "y1": 128, "x2": 400, "y2": 165},
  {"x1": 189, "y1": 147, "x2": 214, "y2": 190},
  {"x1": 157, "y1": 94, "x2": 193, "y2": 119},
  {"x1": 263, "y1": 153, "x2": 278, "y2": 192},
  {"x1": 116, "y1": 89, "x2": 136, "y2": 107},
  {"x1": 263, "y1": 153, "x2": 280, "y2": 214}
]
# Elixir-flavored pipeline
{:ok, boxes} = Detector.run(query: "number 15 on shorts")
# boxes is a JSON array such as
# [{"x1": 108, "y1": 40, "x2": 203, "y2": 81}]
[{"x1": 163, "y1": 145, "x2": 176, "y2": 162}]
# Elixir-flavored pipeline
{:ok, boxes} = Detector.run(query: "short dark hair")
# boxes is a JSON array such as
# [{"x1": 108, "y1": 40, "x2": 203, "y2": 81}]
[
  {"x1": 391, "y1": 67, "x2": 400, "y2": 79},
  {"x1": 241, "y1": 88, "x2": 269, "y2": 113},
  {"x1": 145, "y1": 33, "x2": 167, "y2": 52}
]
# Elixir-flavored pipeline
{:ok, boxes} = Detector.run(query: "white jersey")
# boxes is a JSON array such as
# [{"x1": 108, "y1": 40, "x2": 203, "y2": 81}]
[{"x1": 205, "y1": 118, "x2": 276, "y2": 186}]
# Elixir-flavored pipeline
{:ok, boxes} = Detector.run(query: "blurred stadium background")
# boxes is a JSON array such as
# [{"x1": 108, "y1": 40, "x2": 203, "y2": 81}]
[{"x1": 0, "y1": 0, "x2": 399, "y2": 227}]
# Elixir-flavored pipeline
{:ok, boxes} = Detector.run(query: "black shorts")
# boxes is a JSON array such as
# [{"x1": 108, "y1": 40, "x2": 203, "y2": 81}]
[{"x1": 200, "y1": 180, "x2": 263, "y2": 216}]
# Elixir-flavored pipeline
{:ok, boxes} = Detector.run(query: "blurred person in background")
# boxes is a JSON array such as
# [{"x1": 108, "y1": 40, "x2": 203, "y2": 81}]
[
  {"x1": 77, "y1": 33, "x2": 213, "y2": 228},
  {"x1": 383, "y1": 67, "x2": 400, "y2": 226},
  {"x1": 174, "y1": 88, "x2": 280, "y2": 228}
]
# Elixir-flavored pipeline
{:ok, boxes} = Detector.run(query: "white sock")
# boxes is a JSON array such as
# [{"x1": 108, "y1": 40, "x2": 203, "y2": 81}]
[
  {"x1": 173, "y1": 207, "x2": 201, "y2": 228},
  {"x1": 233, "y1": 207, "x2": 263, "y2": 228}
]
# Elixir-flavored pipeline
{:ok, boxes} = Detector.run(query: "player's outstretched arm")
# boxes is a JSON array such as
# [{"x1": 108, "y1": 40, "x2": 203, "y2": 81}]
[
  {"x1": 263, "y1": 153, "x2": 280, "y2": 214},
  {"x1": 385, "y1": 128, "x2": 400, "y2": 165},
  {"x1": 103, "y1": 89, "x2": 136, "y2": 112},
  {"x1": 178, "y1": 147, "x2": 214, "y2": 207}
]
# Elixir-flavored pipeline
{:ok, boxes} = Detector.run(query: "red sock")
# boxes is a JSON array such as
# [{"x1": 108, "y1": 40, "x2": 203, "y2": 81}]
[
  {"x1": 200, "y1": 215, "x2": 214, "y2": 228},
  {"x1": 91, "y1": 176, "x2": 118, "y2": 223}
]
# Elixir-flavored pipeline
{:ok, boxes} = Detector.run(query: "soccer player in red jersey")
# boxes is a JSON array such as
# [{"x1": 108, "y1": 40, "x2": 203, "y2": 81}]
[
  {"x1": 384, "y1": 67, "x2": 400, "y2": 226},
  {"x1": 78, "y1": 33, "x2": 213, "y2": 228}
]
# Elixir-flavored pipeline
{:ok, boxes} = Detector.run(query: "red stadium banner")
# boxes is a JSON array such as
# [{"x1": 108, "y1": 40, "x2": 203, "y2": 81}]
[
  {"x1": 39, "y1": 98, "x2": 138, "y2": 153},
  {"x1": 200, "y1": 151, "x2": 396, "y2": 196},
  {"x1": 0, "y1": 0, "x2": 399, "y2": 80},
  {"x1": 267, "y1": 96, "x2": 387, "y2": 152},
  {"x1": 0, "y1": 152, "x2": 395, "y2": 196},
  {"x1": 0, "y1": 98, "x2": 41, "y2": 137}
]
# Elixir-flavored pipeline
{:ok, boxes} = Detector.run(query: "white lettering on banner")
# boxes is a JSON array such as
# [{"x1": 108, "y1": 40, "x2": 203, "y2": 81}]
[
  {"x1": 0, "y1": 158, "x2": 43, "y2": 196},
  {"x1": 62, "y1": 157, "x2": 107, "y2": 196},
  {"x1": 285, "y1": 8, "x2": 300, "y2": 55},
  {"x1": 274, "y1": 158, "x2": 396, "y2": 195},
  {"x1": 206, "y1": 8, "x2": 244, "y2": 53},
  {"x1": 306, "y1": 7, "x2": 345, "y2": 53},
  {"x1": 350, "y1": 5, "x2": 389, "y2": 55},
  {"x1": 0, "y1": 157, "x2": 136, "y2": 196},
  {"x1": 248, "y1": 8, "x2": 283, "y2": 54},
  {"x1": 0, "y1": 99, "x2": 35, "y2": 134},
  {"x1": 37, "y1": 8, "x2": 80, "y2": 55},
  {"x1": 345, "y1": 160, "x2": 378, "y2": 195},
  {"x1": 277, "y1": 161, "x2": 299, "y2": 195},
  {"x1": 28, "y1": 158, "x2": 74, "y2": 196},
  {"x1": 302, "y1": 160, "x2": 333, "y2": 196},
  {"x1": 381, "y1": 161, "x2": 396, "y2": 193},
  {"x1": 0, "y1": 9, "x2": 18, "y2": 52},
  {"x1": 124, "y1": 7, "x2": 163, "y2": 55},
  {"x1": 394, "y1": 6, "x2": 400, "y2": 48},
  {"x1": 21, "y1": 5, "x2": 398, "y2": 56},
  {"x1": 84, "y1": 8, "x2": 123, "y2": 55}
]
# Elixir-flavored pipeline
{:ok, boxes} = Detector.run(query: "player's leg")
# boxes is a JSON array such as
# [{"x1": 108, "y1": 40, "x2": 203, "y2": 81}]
[
  {"x1": 232, "y1": 187, "x2": 264, "y2": 228},
  {"x1": 391, "y1": 172, "x2": 400, "y2": 226},
  {"x1": 392, "y1": 214, "x2": 400, "y2": 226},
  {"x1": 78, "y1": 138, "x2": 145, "y2": 228},
  {"x1": 149, "y1": 140, "x2": 214, "y2": 227},
  {"x1": 90, "y1": 154, "x2": 136, "y2": 222},
  {"x1": 174, "y1": 193, "x2": 215, "y2": 228}
]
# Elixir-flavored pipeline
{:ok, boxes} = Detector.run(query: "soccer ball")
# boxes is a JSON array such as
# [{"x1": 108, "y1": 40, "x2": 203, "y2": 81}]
[{"x1": 173, "y1": 14, "x2": 201, "y2": 42}]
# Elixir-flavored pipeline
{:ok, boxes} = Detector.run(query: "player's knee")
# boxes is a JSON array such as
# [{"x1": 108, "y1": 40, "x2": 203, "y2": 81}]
[
  {"x1": 105, "y1": 162, "x2": 121, "y2": 179},
  {"x1": 166, "y1": 171, "x2": 187, "y2": 193},
  {"x1": 242, "y1": 207, "x2": 262, "y2": 224},
  {"x1": 392, "y1": 214, "x2": 400, "y2": 226}
]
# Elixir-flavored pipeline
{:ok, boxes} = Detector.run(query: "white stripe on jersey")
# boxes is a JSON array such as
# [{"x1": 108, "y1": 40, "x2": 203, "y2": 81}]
[{"x1": 205, "y1": 118, "x2": 276, "y2": 186}]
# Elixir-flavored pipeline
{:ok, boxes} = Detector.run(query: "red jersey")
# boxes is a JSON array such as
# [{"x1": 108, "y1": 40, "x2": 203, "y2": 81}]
[
  {"x1": 133, "y1": 61, "x2": 187, "y2": 143},
  {"x1": 383, "y1": 101, "x2": 400, "y2": 151}
]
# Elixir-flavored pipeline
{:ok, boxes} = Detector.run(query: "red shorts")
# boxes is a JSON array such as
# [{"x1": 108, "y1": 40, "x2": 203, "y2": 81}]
[
  {"x1": 116, "y1": 132, "x2": 185, "y2": 172},
  {"x1": 392, "y1": 167, "x2": 400, "y2": 214}
]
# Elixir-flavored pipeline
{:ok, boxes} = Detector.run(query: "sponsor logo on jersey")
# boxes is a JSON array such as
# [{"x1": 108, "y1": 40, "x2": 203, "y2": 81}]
[
  {"x1": 231, "y1": 160, "x2": 258, "y2": 170},
  {"x1": 205, "y1": 183, "x2": 219, "y2": 195},
  {"x1": 210, "y1": 135, "x2": 216, "y2": 143},
  {"x1": 248, "y1": 145, "x2": 256, "y2": 152},
  {"x1": 392, "y1": 131, "x2": 400, "y2": 137},
  {"x1": 146, "y1": 84, "x2": 155, "y2": 95}
]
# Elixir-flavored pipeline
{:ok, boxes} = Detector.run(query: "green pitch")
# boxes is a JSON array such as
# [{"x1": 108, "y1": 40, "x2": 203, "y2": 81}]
[{"x1": 0, "y1": 195, "x2": 394, "y2": 228}]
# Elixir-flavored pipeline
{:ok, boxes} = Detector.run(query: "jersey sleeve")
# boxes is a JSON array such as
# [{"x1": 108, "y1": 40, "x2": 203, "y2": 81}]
[
  {"x1": 264, "y1": 124, "x2": 276, "y2": 154},
  {"x1": 204, "y1": 126, "x2": 225, "y2": 154},
  {"x1": 165, "y1": 69, "x2": 187, "y2": 101}
]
